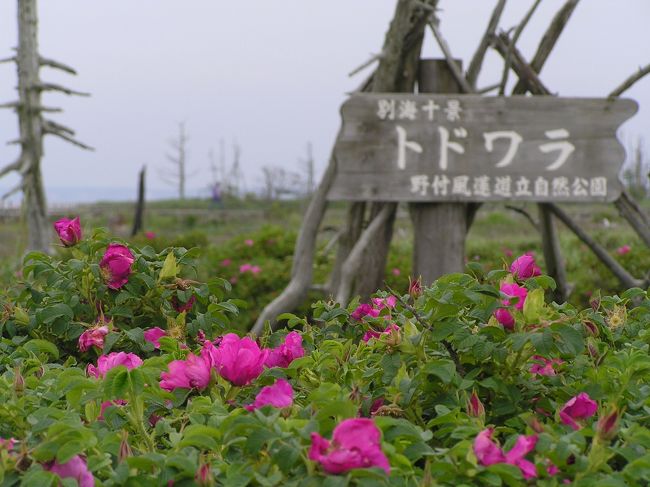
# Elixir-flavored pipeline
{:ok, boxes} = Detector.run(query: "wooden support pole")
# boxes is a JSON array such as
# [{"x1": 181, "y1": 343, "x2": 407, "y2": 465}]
[
  {"x1": 409, "y1": 59, "x2": 467, "y2": 285},
  {"x1": 131, "y1": 165, "x2": 146, "y2": 237},
  {"x1": 538, "y1": 204, "x2": 570, "y2": 302},
  {"x1": 614, "y1": 190, "x2": 650, "y2": 248},
  {"x1": 547, "y1": 203, "x2": 643, "y2": 289}
]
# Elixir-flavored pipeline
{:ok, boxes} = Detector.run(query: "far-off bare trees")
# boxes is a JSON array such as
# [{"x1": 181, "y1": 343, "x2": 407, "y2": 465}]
[
  {"x1": 0, "y1": 0, "x2": 92, "y2": 252},
  {"x1": 161, "y1": 122, "x2": 189, "y2": 200}
]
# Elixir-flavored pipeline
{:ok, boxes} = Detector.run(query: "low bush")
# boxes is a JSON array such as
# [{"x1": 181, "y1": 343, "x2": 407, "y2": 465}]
[{"x1": 0, "y1": 221, "x2": 649, "y2": 485}]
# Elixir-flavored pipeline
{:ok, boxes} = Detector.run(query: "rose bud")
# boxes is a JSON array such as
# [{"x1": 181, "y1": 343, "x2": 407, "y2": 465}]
[
  {"x1": 596, "y1": 407, "x2": 620, "y2": 441},
  {"x1": 195, "y1": 462, "x2": 215, "y2": 486},
  {"x1": 119, "y1": 432, "x2": 132, "y2": 463},
  {"x1": 467, "y1": 390, "x2": 485, "y2": 419},
  {"x1": 408, "y1": 276, "x2": 422, "y2": 299},
  {"x1": 53, "y1": 217, "x2": 82, "y2": 247},
  {"x1": 99, "y1": 243, "x2": 135, "y2": 290},
  {"x1": 583, "y1": 321, "x2": 599, "y2": 337},
  {"x1": 13, "y1": 366, "x2": 24, "y2": 395}
]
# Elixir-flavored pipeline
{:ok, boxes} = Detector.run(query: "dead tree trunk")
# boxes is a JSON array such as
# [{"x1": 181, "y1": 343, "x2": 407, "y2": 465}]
[
  {"x1": 0, "y1": 0, "x2": 92, "y2": 253},
  {"x1": 131, "y1": 165, "x2": 146, "y2": 236}
]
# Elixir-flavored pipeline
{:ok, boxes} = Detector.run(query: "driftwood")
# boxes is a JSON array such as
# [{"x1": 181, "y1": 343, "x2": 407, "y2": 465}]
[
  {"x1": 466, "y1": 0, "x2": 507, "y2": 87},
  {"x1": 609, "y1": 63, "x2": 650, "y2": 98},
  {"x1": 512, "y1": 0, "x2": 581, "y2": 94},
  {"x1": 547, "y1": 203, "x2": 644, "y2": 289},
  {"x1": 614, "y1": 191, "x2": 650, "y2": 247},
  {"x1": 498, "y1": 0, "x2": 542, "y2": 95}
]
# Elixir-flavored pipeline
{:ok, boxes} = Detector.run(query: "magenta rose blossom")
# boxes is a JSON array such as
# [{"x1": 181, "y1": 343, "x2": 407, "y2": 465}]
[
  {"x1": 87, "y1": 352, "x2": 143, "y2": 378},
  {"x1": 351, "y1": 304, "x2": 380, "y2": 321},
  {"x1": 616, "y1": 245, "x2": 631, "y2": 255},
  {"x1": 53, "y1": 217, "x2": 82, "y2": 247},
  {"x1": 207, "y1": 333, "x2": 268, "y2": 386},
  {"x1": 362, "y1": 323, "x2": 400, "y2": 343},
  {"x1": 500, "y1": 283, "x2": 528, "y2": 310},
  {"x1": 371, "y1": 296, "x2": 397, "y2": 310},
  {"x1": 245, "y1": 379, "x2": 294, "y2": 411},
  {"x1": 309, "y1": 418, "x2": 390, "y2": 475},
  {"x1": 494, "y1": 308, "x2": 515, "y2": 330},
  {"x1": 46, "y1": 455, "x2": 94, "y2": 487},
  {"x1": 510, "y1": 254, "x2": 541, "y2": 279},
  {"x1": 560, "y1": 392, "x2": 598, "y2": 430},
  {"x1": 78, "y1": 325, "x2": 109, "y2": 352},
  {"x1": 100, "y1": 243, "x2": 135, "y2": 290},
  {"x1": 144, "y1": 327, "x2": 167, "y2": 349},
  {"x1": 265, "y1": 331, "x2": 305, "y2": 368},
  {"x1": 474, "y1": 429, "x2": 538, "y2": 479},
  {"x1": 529, "y1": 356, "x2": 564, "y2": 376},
  {"x1": 160, "y1": 350, "x2": 212, "y2": 391},
  {"x1": 98, "y1": 399, "x2": 127, "y2": 420},
  {"x1": 172, "y1": 295, "x2": 196, "y2": 313}
]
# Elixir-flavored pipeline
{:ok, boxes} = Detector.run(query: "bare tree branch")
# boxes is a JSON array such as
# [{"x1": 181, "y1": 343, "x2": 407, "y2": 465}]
[
  {"x1": 512, "y1": 0, "x2": 580, "y2": 94},
  {"x1": 0, "y1": 56, "x2": 16, "y2": 64},
  {"x1": 504, "y1": 204, "x2": 539, "y2": 229},
  {"x1": 39, "y1": 56, "x2": 77, "y2": 75},
  {"x1": 36, "y1": 82, "x2": 90, "y2": 97},
  {"x1": 6, "y1": 138, "x2": 23, "y2": 146},
  {"x1": 492, "y1": 33, "x2": 552, "y2": 95},
  {"x1": 43, "y1": 119, "x2": 75, "y2": 135},
  {"x1": 2, "y1": 181, "x2": 25, "y2": 200},
  {"x1": 44, "y1": 129, "x2": 94, "y2": 150},
  {"x1": 0, "y1": 157, "x2": 22, "y2": 179},
  {"x1": 0, "y1": 101, "x2": 20, "y2": 109},
  {"x1": 608, "y1": 63, "x2": 650, "y2": 98},
  {"x1": 348, "y1": 52, "x2": 384, "y2": 78},
  {"x1": 428, "y1": 17, "x2": 475, "y2": 93},
  {"x1": 477, "y1": 82, "x2": 501, "y2": 94},
  {"x1": 547, "y1": 203, "x2": 644, "y2": 288},
  {"x1": 466, "y1": 0, "x2": 507, "y2": 87},
  {"x1": 335, "y1": 204, "x2": 393, "y2": 305},
  {"x1": 498, "y1": 0, "x2": 542, "y2": 95}
]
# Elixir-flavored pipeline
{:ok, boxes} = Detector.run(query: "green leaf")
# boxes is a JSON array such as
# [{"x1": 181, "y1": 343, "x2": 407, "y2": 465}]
[
  {"x1": 422, "y1": 360, "x2": 456, "y2": 384},
  {"x1": 36, "y1": 303, "x2": 73, "y2": 325},
  {"x1": 523, "y1": 288, "x2": 545, "y2": 323},
  {"x1": 23, "y1": 339, "x2": 60, "y2": 360},
  {"x1": 159, "y1": 251, "x2": 180, "y2": 281}
]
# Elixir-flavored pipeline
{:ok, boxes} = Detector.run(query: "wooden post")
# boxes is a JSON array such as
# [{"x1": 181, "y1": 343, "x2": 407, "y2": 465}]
[
  {"x1": 131, "y1": 165, "x2": 146, "y2": 237},
  {"x1": 409, "y1": 59, "x2": 467, "y2": 285},
  {"x1": 538, "y1": 204, "x2": 569, "y2": 301}
]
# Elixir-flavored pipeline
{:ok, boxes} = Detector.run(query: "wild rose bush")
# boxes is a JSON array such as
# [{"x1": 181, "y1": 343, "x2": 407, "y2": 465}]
[{"x1": 0, "y1": 224, "x2": 650, "y2": 485}]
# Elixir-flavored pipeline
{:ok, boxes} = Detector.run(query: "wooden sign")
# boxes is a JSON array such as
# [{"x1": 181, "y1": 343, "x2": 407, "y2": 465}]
[{"x1": 328, "y1": 94, "x2": 638, "y2": 203}]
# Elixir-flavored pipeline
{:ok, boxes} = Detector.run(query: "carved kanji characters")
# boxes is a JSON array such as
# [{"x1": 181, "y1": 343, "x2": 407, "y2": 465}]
[
  {"x1": 431, "y1": 174, "x2": 450, "y2": 196},
  {"x1": 410, "y1": 174, "x2": 429, "y2": 196},
  {"x1": 398, "y1": 100, "x2": 418, "y2": 120},
  {"x1": 514, "y1": 176, "x2": 532, "y2": 196},
  {"x1": 451, "y1": 175, "x2": 471, "y2": 196},
  {"x1": 551, "y1": 176, "x2": 570, "y2": 197},
  {"x1": 494, "y1": 176, "x2": 512, "y2": 197},
  {"x1": 572, "y1": 177, "x2": 589, "y2": 197},
  {"x1": 590, "y1": 177, "x2": 607, "y2": 196},
  {"x1": 421, "y1": 99, "x2": 441, "y2": 121},
  {"x1": 444, "y1": 99, "x2": 462, "y2": 122},
  {"x1": 534, "y1": 177, "x2": 549, "y2": 197},
  {"x1": 376, "y1": 99, "x2": 396, "y2": 120},
  {"x1": 473, "y1": 176, "x2": 491, "y2": 197}
]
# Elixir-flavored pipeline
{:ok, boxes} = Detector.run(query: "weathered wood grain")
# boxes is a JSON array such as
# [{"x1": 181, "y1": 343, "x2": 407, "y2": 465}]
[{"x1": 329, "y1": 94, "x2": 637, "y2": 203}]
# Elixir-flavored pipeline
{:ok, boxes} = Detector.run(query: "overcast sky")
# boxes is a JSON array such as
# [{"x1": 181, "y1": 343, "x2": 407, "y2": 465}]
[{"x1": 0, "y1": 0, "x2": 649, "y2": 202}]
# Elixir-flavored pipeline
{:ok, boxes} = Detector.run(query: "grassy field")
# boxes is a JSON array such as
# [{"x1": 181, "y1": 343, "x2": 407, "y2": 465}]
[{"x1": 1, "y1": 197, "x2": 648, "y2": 328}]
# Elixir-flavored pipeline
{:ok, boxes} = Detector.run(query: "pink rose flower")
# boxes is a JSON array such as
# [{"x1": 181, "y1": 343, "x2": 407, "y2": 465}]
[
  {"x1": 391, "y1": 268, "x2": 401, "y2": 276},
  {"x1": 250, "y1": 265, "x2": 261, "y2": 275},
  {"x1": 87, "y1": 352, "x2": 143, "y2": 378},
  {"x1": 46, "y1": 455, "x2": 94, "y2": 487},
  {"x1": 560, "y1": 392, "x2": 598, "y2": 430},
  {"x1": 351, "y1": 304, "x2": 380, "y2": 321},
  {"x1": 510, "y1": 254, "x2": 541, "y2": 279},
  {"x1": 529, "y1": 356, "x2": 564, "y2": 376},
  {"x1": 78, "y1": 325, "x2": 109, "y2": 352},
  {"x1": 98, "y1": 399, "x2": 127, "y2": 420},
  {"x1": 220, "y1": 258, "x2": 232, "y2": 267},
  {"x1": 53, "y1": 217, "x2": 82, "y2": 247},
  {"x1": 474, "y1": 429, "x2": 538, "y2": 479},
  {"x1": 265, "y1": 331, "x2": 305, "y2": 368},
  {"x1": 239, "y1": 263, "x2": 252, "y2": 273},
  {"x1": 244, "y1": 239, "x2": 254, "y2": 246},
  {"x1": 500, "y1": 283, "x2": 528, "y2": 310},
  {"x1": 362, "y1": 324, "x2": 400, "y2": 343},
  {"x1": 145, "y1": 231, "x2": 156, "y2": 240},
  {"x1": 160, "y1": 345, "x2": 213, "y2": 391},
  {"x1": 245, "y1": 379, "x2": 294, "y2": 411},
  {"x1": 144, "y1": 327, "x2": 167, "y2": 349},
  {"x1": 494, "y1": 308, "x2": 515, "y2": 330},
  {"x1": 616, "y1": 244, "x2": 631, "y2": 255},
  {"x1": 309, "y1": 418, "x2": 390, "y2": 475},
  {"x1": 100, "y1": 243, "x2": 135, "y2": 290},
  {"x1": 207, "y1": 333, "x2": 268, "y2": 386},
  {"x1": 371, "y1": 296, "x2": 397, "y2": 310}
]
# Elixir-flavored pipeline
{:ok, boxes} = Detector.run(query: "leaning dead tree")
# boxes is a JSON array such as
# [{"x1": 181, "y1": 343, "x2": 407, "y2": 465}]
[
  {"x1": 161, "y1": 122, "x2": 189, "y2": 200},
  {"x1": 252, "y1": 0, "x2": 650, "y2": 335},
  {"x1": 0, "y1": 0, "x2": 92, "y2": 252}
]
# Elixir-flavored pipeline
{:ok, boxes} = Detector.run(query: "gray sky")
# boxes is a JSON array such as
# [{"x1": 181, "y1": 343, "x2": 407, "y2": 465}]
[{"x1": 1, "y1": 1, "x2": 649, "y2": 202}]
